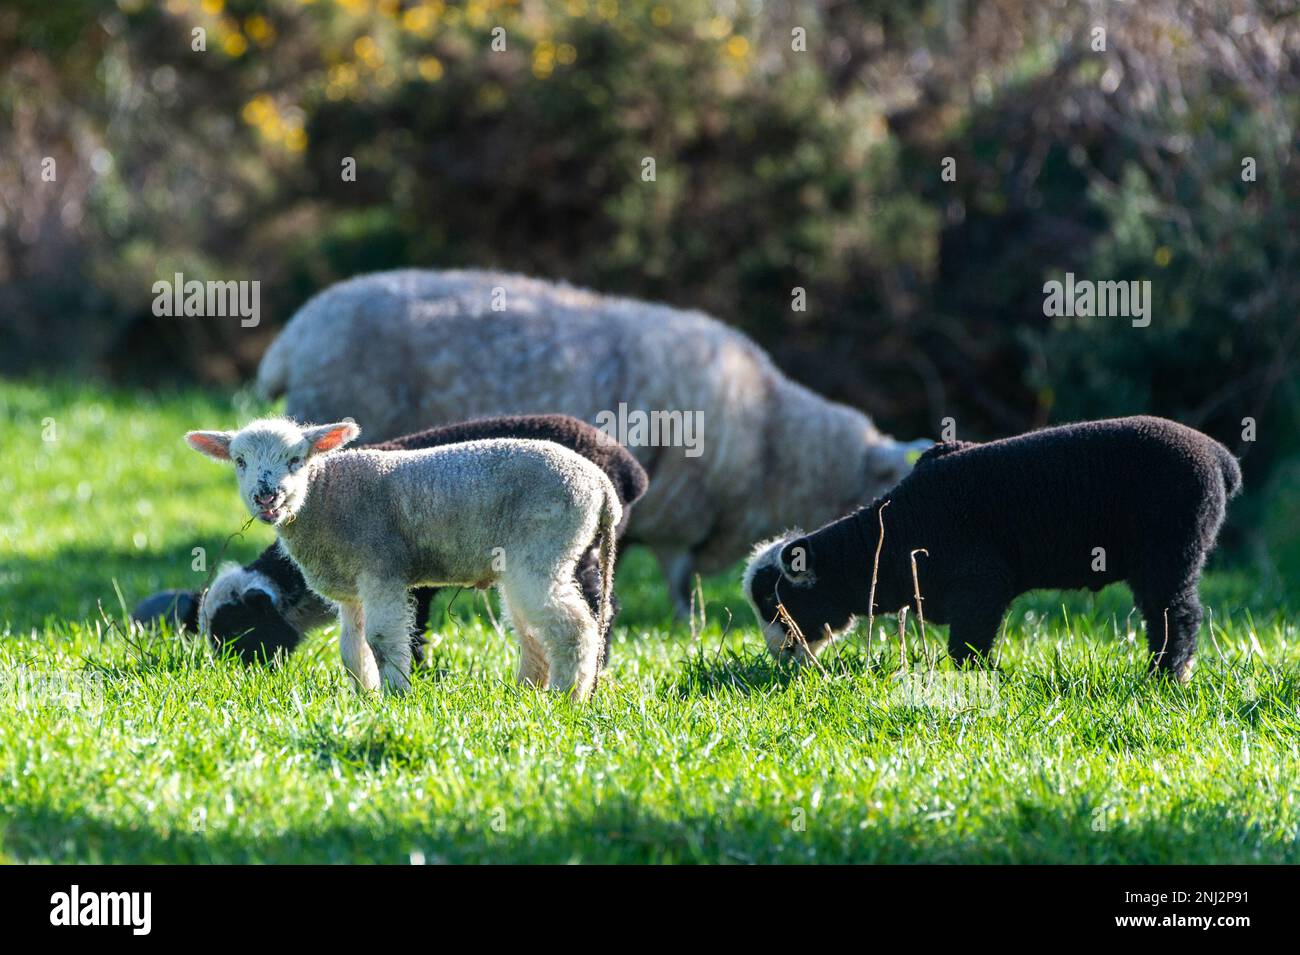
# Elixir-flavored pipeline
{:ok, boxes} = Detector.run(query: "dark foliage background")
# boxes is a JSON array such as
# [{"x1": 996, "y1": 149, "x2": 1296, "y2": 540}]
[{"x1": 2, "y1": 0, "x2": 1298, "y2": 577}]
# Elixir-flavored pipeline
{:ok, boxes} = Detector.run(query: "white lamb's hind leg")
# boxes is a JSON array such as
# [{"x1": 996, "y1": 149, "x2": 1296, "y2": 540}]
[
  {"x1": 501, "y1": 593, "x2": 548, "y2": 687},
  {"x1": 339, "y1": 602, "x2": 379, "y2": 691},
  {"x1": 505, "y1": 573, "x2": 600, "y2": 701},
  {"x1": 359, "y1": 578, "x2": 414, "y2": 694}
]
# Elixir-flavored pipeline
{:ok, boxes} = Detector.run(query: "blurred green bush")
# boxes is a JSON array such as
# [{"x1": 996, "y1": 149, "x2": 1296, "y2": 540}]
[{"x1": 1, "y1": 0, "x2": 1297, "y2": 572}]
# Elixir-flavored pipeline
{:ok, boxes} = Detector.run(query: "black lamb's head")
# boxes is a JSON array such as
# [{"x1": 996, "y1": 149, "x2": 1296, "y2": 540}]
[
  {"x1": 742, "y1": 533, "x2": 858, "y2": 663},
  {"x1": 209, "y1": 589, "x2": 302, "y2": 664}
]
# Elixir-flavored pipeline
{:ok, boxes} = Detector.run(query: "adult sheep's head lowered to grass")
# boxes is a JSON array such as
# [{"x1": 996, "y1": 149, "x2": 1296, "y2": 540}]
[{"x1": 185, "y1": 418, "x2": 360, "y2": 526}]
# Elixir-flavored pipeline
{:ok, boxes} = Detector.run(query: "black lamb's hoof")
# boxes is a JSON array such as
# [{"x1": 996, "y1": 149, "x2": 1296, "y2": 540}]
[
  {"x1": 131, "y1": 590, "x2": 200, "y2": 631},
  {"x1": 1148, "y1": 656, "x2": 1195, "y2": 685}
]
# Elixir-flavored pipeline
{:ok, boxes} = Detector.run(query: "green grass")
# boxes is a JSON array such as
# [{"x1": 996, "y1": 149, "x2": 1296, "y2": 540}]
[{"x1": 1, "y1": 380, "x2": 1298, "y2": 863}]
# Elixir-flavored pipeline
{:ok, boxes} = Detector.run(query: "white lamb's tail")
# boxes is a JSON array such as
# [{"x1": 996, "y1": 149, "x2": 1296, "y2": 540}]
[
  {"x1": 595, "y1": 482, "x2": 621, "y2": 644},
  {"x1": 255, "y1": 328, "x2": 293, "y2": 400}
]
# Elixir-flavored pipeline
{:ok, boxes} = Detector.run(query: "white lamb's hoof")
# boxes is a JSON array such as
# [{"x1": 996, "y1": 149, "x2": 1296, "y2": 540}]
[
  {"x1": 346, "y1": 664, "x2": 381, "y2": 693},
  {"x1": 551, "y1": 671, "x2": 596, "y2": 702}
]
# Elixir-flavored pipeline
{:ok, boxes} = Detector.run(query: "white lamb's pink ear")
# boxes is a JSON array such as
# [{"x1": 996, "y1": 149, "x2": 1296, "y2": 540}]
[
  {"x1": 303, "y1": 419, "x2": 360, "y2": 456},
  {"x1": 186, "y1": 430, "x2": 234, "y2": 461}
]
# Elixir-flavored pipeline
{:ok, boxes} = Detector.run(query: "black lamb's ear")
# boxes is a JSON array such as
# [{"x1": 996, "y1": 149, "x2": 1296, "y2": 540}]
[
  {"x1": 244, "y1": 590, "x2": 273, "y2": 612},
  {"x1": 779, "y1": 538, "x2": 813, "y2": 581}
]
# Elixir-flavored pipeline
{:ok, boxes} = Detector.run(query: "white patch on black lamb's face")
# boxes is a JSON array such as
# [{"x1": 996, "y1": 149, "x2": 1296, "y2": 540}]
[
  {"x1": 742, "y1": 537, "x2": 789, "y2": 656},
  {"x1": 186, "y1": 418, "x2": 359, "y2": 527},
  {"x1": 199, "y1": 563, "x2": 304, "y2": 663},
  {"x1": 742, "y1": 535, "x2": 848, "y2": 663},
  {"x1": 198, "y1": 564, "x2": 279, "y2": 634}
]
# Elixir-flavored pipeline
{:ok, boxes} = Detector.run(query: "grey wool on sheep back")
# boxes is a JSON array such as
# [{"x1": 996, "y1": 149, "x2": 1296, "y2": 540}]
[
  {"x1": 256, "y1": 269, "x2": 928, "y2": 613},
  {"x1": 744, "y1": 416, "x2": 1242, "y2": 682}
]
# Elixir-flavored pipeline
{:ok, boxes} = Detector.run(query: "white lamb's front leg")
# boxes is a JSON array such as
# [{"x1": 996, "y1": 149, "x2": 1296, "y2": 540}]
[
  {"x1": 359, "y1": 577, "x2": 414, "y2": 694},
  {"x1": 339, "y1": 601, "x2": 379, "y2": 691}
]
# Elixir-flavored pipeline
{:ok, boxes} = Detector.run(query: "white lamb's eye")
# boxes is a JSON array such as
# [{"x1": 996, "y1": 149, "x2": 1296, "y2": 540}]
[
  {"x1": 235, "y1": 457, "x2": 246, "y2": 469},
  {"x1": 288, "y1": 456, "x2": 301, "y2": 470}
]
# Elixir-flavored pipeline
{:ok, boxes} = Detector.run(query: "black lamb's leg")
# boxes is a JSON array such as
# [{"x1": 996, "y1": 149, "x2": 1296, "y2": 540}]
[
  {"x1": 946, "y1": 612, "x2": 1006, "y2": 668},
  {"x1": 409, "y1": 587, "x2": 437, "y2": 665},
  {"x1": 1139, "y1": 584, "x2": 1202, "y2": 683},
  {"x1": 1132, "y1": 544, "x2": 1206, "y2": 682},
  {"x1": 945, "y1": 576, "x2": 1012, "y2": 668}
]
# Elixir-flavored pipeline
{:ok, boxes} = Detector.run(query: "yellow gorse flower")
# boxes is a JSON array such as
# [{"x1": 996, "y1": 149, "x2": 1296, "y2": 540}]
[
  {"x1": 418, "y1": 56, "x2": 445, "y2": 81},
  {"x1": 245, "y1": 15, "x2": 274, "y2": 43}
]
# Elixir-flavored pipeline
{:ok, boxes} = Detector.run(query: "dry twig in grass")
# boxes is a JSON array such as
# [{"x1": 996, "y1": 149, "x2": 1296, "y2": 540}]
[
  {"x1": 909, "y1": 547, "x2": 929, "y2": 657},
  {"x1": 688, "y1": 572, "x2": 706, "y2": 650},
  {"x1": 1206, "y1": 607, "x2": 1224, "y2": 659},
  {"x1": 194, "y1": 515, "x2": 257, "y2": 622},
  {"x1": 864, "y1": 500, "x2": 890, "y2": 649},
  {"x1": 897, "y1": 605, "x2": 910, "y2": 672},
  {"x1": 712, "y1": 605, "x2": 733, "y2": 664},
  {"x1": 775, "y1": 601, "x2": 828, "y2": 676},
  {"x1": 1151, "y1": 607, "x2": 1170, "y2": 671},
  {"x1": 97, "y1": 601, "x2": 150, "y2": 662}
]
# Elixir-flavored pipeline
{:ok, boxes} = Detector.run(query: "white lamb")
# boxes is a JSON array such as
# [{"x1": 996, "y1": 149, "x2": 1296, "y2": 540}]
[{"x1": 185, "y1": 417, "x2": 620, "y2": 700}]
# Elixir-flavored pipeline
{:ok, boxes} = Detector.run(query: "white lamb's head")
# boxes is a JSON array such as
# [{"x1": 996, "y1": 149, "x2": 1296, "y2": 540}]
[{"x1": 185, "y1": 417, "x2": 359, "y2": 526}]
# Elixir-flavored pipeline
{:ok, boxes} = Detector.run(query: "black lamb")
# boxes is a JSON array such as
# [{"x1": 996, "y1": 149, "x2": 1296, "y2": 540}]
[
  {"x1": 133, "y1": 414, "x2": 649, "y2": 666},
  {"x1": 743, "y1": 416, "x2": 1241, "y2": 681}
]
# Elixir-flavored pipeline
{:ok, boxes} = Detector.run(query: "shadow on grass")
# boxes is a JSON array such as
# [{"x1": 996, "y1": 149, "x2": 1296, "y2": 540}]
[
  {"x1": 291, "y1": 720, "x2": 442, "y2": 773},
  {"x1": 0, "y1": 539, "x2": 685, "y2": 662},
  {"x1": 0, "y1": 543, "x2": 265, "y2": 633},
  {"x1": 3, "y1": 798, "x2": 1295, "y2": 864},
  {"x1": 665, "y1": 641, "x2": 985, "y2": 700},
  {"x1": 0, "y1": 537, "x2": 703, "y2": 633}
]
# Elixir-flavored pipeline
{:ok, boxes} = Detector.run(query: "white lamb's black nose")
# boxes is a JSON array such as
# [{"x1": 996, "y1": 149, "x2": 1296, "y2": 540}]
[{"x1": 254, "y1": 492, "x2": 276, "y2": 505}]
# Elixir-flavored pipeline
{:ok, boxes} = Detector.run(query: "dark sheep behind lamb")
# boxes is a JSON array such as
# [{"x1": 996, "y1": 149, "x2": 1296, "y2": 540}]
[
  {"x1": 133, "y1": 414, "x2": 648, "y2": 666},
  {"x1": 743, "y1": 416, "x2": 1242, "y2": 681}
]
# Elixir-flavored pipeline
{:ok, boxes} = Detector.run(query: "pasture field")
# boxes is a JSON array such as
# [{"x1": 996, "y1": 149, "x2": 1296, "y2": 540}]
[{"x1": 1, "y1": 381, "x2": 1297, "y2": 864}]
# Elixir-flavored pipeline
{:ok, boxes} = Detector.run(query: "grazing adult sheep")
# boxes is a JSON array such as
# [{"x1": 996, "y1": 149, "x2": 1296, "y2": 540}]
[
  {"x1": 744, "y1": 417, "x2": 1241, "y2": 682},
  {"x1": 185, "y1": 418, "x2": 622, "y2": 699},
  {"x1": 135, "y1": 415, "x2": 648, "y2": 668},
  {"x1": 256, "y1": 269, "x2": 930, "y2": 614}
]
